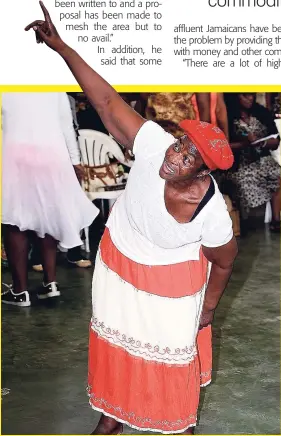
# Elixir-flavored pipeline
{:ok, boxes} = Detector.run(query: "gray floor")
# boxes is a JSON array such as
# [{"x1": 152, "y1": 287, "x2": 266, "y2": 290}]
[{"x1": 1, "y1": 227, "x2": 280, "y2": 435}]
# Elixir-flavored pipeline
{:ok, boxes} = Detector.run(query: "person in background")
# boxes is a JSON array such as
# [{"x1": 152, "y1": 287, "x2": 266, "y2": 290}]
[
  {"x1": 266, "y1": 93, "x2": 281, "y2": 118},
  {"x1": 1, "y1": 230, "x2": 8, "y2": 269},
  {"x1": 1, "y1": 92, "x2": 99, "y2": 307},
  {"x1": 226, "y1": 93, "x2": 280, "y2": 232},
  {"x1": 68, "y1": 92, "x2": 80, "y2": 133},
  {"x1": 30, "y1": 232, "x2": 92, "y2": 271},
  {"x1": 211, "y1": 93, "x2": 229, "y2": 139},
  {"x1": 136, "y1": 92, "x2": 228, "y2": 140},
  {"x1": 31, "y1": 93, "x2": 93, "y2": 271},
  {"x1": 26, "y1": 5, "x2": 238, "y2": 434},
  {"x1": 133, "y1": 93, "x2": 211, "y2": 138},
  {"x1": 256, "y1": 93, "x2": 267, "y2": 108},
  {"x1": 273, "y1": 94, "x2": 281, "y2": 116},
  {"x1": 75, "y1": 92, "x2": 108, "y2": 134},
  {"x1": 193, "y1": 93, "x2": 229, "y2": 139},
  {"x1": 119, "y1": 93, "x2": 140, "y2": 108}
]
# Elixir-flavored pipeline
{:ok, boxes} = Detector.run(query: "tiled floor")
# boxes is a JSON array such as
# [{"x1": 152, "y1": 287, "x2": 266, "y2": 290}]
[{"x1": 1, "y1": 224, "x2": 280, "y2": 434}]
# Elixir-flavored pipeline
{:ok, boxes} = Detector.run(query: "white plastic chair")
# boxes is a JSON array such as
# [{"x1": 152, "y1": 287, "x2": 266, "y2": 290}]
[
  {"x1": 78, "y1": 129, "x2": 133, "y2": 252},
  {"x1": 109, "y1": 133, "x2": 134, "y2": 165}
]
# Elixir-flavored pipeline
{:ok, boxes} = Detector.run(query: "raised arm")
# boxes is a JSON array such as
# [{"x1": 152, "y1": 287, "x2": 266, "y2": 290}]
[{"x1": 25, "y1": 1, "x2": 145, "y2": 148}]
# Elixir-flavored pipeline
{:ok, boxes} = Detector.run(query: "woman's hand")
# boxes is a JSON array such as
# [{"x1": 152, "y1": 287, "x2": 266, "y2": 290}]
[
  {"x1": 247, "y1": 132, "x2": 258, "y2": 143},
  {"x1": 25, "y1": 1, "x2": 145, "y2": 148},
  {"x1": 25, "y1": 1, "x2": 66, "y2": 53},
  {"x1": 199, "y1": 308, "x2": 215, "y2": 330}
]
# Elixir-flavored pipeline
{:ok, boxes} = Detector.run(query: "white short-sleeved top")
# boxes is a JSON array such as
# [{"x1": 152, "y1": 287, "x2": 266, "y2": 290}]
[{"x1": 106, "y1": 121, "x2": 233, "y2": 265}]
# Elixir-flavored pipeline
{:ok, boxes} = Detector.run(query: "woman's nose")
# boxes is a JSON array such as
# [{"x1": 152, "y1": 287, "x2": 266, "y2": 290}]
[{"x1": 170, "y1": 151, "x2": 182, "y2": 165}]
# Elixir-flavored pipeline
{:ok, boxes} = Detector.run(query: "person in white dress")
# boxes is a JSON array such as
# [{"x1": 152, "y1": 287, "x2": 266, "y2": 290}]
[
  {"x1": 30, "y1": 93, "x2": 93, "y2": 271},
  {"x1": 1, "y1": 92, "x2": 99, "y2": 307}
]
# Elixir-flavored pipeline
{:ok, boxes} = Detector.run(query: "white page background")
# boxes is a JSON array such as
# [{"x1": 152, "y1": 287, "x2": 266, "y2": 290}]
[{"x1": 0, "y1": 0, "x2": 280, "y2": 85}]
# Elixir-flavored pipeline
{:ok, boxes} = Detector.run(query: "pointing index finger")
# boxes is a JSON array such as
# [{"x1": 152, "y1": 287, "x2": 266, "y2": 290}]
[{"x1": 39, "y1": 1, "x2": 52, "y2": 23}]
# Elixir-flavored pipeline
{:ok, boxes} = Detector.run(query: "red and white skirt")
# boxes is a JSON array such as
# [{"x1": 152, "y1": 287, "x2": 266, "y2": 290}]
[{"x1": 88, "y1": 228, "x2": 212, "y2": 434}]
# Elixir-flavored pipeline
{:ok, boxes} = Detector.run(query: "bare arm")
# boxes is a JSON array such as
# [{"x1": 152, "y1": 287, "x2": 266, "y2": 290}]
[
  {"x1": 195, "y1": 93, "x2": 211, "y2": 122},
  {"x1": 231, "y1": 135, "x2": 279, "y2": 151},
  {"x1": 230, "y1": 140, "x2": 247, "y2": 150},
  {"x1": 200, "y1": 237, "x2": 238, "y2": 328},
  {"x1": 216, "y1": 93, "x2": 229, "y2": 139},
  {"x1": 260, "y1": 137, "x2": 279, "y2": 150},
  {"x1": 60, "y1": 47, "x2": 145, "y2": 147},
  {"x1": 25, "y1": 2, "x2": 145, "y2": 148},
  {"x1": 231, "y1": 132, "x2": 259, "y2": 150}
]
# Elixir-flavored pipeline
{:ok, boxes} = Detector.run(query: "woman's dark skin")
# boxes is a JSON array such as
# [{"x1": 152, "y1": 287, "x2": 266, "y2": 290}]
[
  {"x1": 25, "y1": 4, "x2": 238, "y2": 434},
  {"x1": 230, "y1": 93, "x2": 280, "y2": 223},
  {"x1": 216, "y1": 93, "x2": 229, "y2": 139}
]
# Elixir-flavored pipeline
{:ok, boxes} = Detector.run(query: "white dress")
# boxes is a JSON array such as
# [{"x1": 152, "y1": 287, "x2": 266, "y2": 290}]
[
  {"x1": 2, "y1": 93, "x2": 99, "y2": 248},
  {"x1": 88, "y1": 121, "x2": 234, "y2": 433}
]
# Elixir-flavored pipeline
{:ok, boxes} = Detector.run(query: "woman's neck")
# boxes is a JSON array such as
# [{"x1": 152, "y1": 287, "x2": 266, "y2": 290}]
[
  {"x1": 240, "y1": 108, "x2": 251, "y2": 120},
  {"x1": 166, "y1": 175, "x2": 210, "y2": 192}
]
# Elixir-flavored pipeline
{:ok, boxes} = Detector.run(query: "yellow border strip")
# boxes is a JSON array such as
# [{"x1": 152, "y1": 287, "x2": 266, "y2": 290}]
[{"x1": 0, "y1": 84, "x2": 281, "y2": 92}]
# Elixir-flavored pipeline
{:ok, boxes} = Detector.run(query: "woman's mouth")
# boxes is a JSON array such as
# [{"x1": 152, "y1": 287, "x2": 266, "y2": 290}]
[{"x1": 163, "y1": 160, "x2": 175, "y2": 174}]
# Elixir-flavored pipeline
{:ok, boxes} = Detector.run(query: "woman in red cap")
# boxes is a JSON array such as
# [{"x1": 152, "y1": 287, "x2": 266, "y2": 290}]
[{"x1": 26, "y1": 4, "x2": 238, "y2": 434}]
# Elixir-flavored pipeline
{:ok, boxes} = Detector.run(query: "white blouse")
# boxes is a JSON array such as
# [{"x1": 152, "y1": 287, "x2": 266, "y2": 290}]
[{"x1": 107, "y1": 121, "x2": 233, "y2": 265}]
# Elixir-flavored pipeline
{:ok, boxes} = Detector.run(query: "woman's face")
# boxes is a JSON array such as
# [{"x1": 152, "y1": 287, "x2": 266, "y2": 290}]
[
  {"x1": 239, "y1": 93, "x2": 255, "y2": 110},
  {"x1": 159, "y1": 135, "x2": 205, "y2": 182}
]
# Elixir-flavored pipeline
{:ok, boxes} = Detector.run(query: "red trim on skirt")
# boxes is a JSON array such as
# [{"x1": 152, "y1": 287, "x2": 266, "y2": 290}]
[
  {"x1": 101, "y1": 228, "x2": 208, "y2": 298},
  {"x1": 88, "y1": 326, "x2": 212, "y2": 433}
]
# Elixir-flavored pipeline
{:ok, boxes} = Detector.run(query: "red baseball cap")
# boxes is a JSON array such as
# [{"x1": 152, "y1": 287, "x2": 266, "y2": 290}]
[{"x1": 179, "y1": 120, "x2": 234, "y2": 170}]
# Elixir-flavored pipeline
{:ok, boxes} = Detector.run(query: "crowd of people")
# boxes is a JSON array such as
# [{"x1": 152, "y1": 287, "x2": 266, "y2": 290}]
[
  {"x1": 72, "y1": 90, "x2": 281, "y2": 230},
  {"x1": 3, "y1": 92, "x2": 279, "y2": 284},
  {"x1": 1, "y1": 3, "x2": 280, "y2": 435}
]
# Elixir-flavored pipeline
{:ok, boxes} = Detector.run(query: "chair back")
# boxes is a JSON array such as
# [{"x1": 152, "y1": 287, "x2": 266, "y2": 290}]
[{"x1": 78, "y1": 129, "x2": 125, "y2": 166}]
